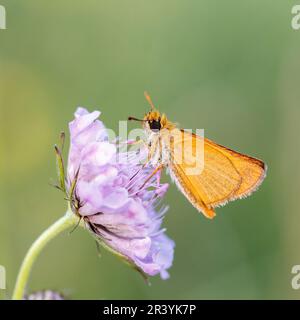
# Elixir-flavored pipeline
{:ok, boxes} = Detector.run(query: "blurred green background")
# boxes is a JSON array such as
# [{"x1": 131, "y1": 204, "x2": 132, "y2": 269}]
[{"x1": 1, "y1": 0, "x2": 300, "y2": 299}]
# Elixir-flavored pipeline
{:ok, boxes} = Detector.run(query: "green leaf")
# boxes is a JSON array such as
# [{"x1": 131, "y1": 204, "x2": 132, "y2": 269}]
[{"x1": 54, "y1": 144, "x2": 66, "y2": 193}]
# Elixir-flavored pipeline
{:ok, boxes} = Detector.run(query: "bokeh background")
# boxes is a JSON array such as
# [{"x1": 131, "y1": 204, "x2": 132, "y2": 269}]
[{"x1": 1, "y1": 0, "x2": 300, "y2": 299}]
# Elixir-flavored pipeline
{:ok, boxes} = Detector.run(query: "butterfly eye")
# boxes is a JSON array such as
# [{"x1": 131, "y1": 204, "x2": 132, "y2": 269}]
[{"x1": 149, "y1": 119, "x2": 161, "y2": 131}]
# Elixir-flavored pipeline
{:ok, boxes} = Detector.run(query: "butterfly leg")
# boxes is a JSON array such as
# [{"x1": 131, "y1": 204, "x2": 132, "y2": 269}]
[
  {"x1": 156, "y1": 168, "x2": 162, "y2": 186},
  {"x1": 127, "y1": 140, "x2": 151, "y2": 181},
  {"x1": 141, "y1": 164, "x2": 164, "y2": 189}
]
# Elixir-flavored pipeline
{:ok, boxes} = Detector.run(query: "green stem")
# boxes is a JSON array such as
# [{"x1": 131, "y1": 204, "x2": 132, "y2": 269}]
[{"x1": 12, "y1": 210, "x2": 78, "y2": 300}]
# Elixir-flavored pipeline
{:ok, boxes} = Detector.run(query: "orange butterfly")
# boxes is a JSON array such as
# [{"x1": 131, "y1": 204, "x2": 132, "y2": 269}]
[{"x1": 128, "y1": 93, "x2": 267, "y2": 219}]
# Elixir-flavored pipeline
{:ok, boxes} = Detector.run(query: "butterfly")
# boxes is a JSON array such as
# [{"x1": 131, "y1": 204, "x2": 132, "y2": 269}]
[{"x1": 128, "y1": 92, "x2": 267, "y2": 219}]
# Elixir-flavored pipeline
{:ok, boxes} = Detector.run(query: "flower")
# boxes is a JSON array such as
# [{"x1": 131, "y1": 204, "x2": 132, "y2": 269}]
[
  {"x1": 25, "y1": 290, "x2": 65, "y2": 300},
  {"x1": 67, "y1": 107, "x2": 174, "y2": 279}
]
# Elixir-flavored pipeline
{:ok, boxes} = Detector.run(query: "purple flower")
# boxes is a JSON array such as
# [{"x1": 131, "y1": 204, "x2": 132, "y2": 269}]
[
  {"x1": 67, "y1": 107, "x2": 174, "y2": 279},
  {"x1": 25, "y1": 290, "x2": 65, "y2": 300}
]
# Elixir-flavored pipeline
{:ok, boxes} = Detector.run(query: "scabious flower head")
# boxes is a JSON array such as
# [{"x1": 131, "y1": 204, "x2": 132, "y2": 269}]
[{"x1": 67, "y1": 107, "x2": 174, "y2": 279}]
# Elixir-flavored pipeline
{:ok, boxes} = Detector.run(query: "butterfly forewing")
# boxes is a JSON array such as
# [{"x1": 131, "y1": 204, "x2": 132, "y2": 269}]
[{"x1": 167, "y1": 129, "x2": 266, "y2": 218}]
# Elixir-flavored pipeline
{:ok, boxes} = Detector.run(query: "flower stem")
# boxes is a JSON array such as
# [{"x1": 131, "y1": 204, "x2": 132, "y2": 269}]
[{"x1": 12, "y1": 210, "x2": 78, "y2": 300}]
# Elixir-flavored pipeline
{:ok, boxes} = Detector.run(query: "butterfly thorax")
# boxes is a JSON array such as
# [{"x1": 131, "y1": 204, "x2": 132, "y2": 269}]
[{"x1": 143, "y1": 110, "x2": 177, "y2": 167}]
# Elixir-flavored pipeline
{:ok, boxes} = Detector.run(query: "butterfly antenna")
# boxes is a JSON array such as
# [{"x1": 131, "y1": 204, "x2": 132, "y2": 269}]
[
  {"x1": 128, "y1": 116, "x2": 146, "y2": 122},
  {"x1": 144, "y1": 91, "x2": 156, "y2": 110}
]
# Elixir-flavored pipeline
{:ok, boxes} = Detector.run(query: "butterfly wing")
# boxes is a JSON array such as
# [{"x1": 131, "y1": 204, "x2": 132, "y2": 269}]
[
  {"x1": 166, "y1": 129, "x2": 266, "y2": 218},
  {"x1": 204, "y1": 137, "x2": 266, "y2": 204}
]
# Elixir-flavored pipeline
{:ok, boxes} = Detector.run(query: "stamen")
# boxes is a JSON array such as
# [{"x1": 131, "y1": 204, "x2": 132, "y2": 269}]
[{"x1": 150, "y1": 228, "x2": 167, "y2": 237}]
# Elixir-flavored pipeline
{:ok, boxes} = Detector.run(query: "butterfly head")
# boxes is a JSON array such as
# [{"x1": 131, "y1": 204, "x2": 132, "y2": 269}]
[
  {"x1": 128, "y1": 92, "x2": 175, "y2": 132},
  {"x1": 143, "y1": 110, "x2": 168, "y2": 132}
]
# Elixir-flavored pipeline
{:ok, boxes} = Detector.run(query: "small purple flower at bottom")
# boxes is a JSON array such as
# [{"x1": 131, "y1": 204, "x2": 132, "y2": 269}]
[
  {"x1": 25, "y1": 290, "x2": 65, "y2": 300},
  {"x1": 67, "y1": 107, "x2": 174, "y2": 279}
]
